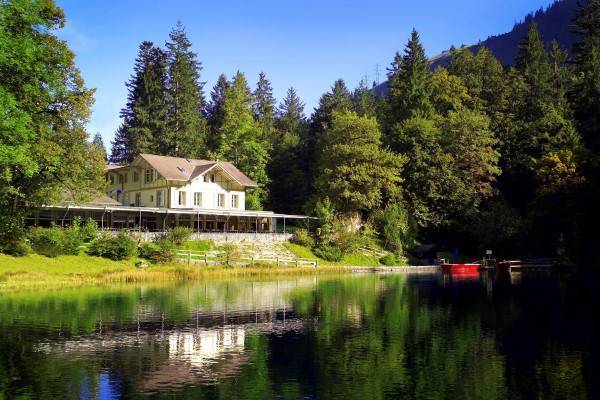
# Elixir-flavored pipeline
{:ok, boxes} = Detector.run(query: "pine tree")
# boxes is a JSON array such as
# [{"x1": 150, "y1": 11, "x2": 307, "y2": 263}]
[
  {"x1": 112, "y1": 41, "x2": 168, "y2": 162},
  {"x1": 276, "y1": 87, "x2": 305, "y2": 137},
  {"x1": 268, "y1": 87, "x2": 308, "y2": 213},
  {"x1": 352, "y1": 78, "x2": 377, "y2": 118},
  {"x1": 387, "y1": 28, "x2": 433, "y2": 124},
  {"x1": 571, "y1": 0, "x2": 600, "y2": 150},
  {"x1": 217, "y1": 72, "x2": 269, "y2": 209},
  {"x1": 164, "y1": 22, "x2": 207, "y2": 158},
  {"x1": 253, "y1": 72, "x2": 276, "y2": 143},
  {"x1": 205, "y1": 74, "x2": 229, "y2": 153},
  {"x1": 91, "y1": 133, "x2": 107, "y2": 162},
  {"x1": 109, "y1": 124, "x2": 131, "y2": 164}
]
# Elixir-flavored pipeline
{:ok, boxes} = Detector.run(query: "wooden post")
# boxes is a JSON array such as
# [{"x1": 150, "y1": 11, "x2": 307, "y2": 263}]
[
  {"x1": 315, "y1": 259, "x2": 318, "y2": 268},
  {"x1": 295, "y1": 259, "x2": 299, "y2": 268},
  {"x1": 204, "y1": 253, "x2": 208, "y2": 265},
  {"x1": 276, "y1": 257, "x2": 279, "y2": 267},
  {"x1": 188, "y1": 250, "x2": 191, "y2": 265},
  {"x1": 251, "y1": 256, "x2": 254, "y2": 266}
]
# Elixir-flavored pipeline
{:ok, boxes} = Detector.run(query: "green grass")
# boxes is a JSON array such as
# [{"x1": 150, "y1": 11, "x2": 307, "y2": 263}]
[
  {"x1": 284, "y1": 242, "x2": 383, "y2": 267},
  {"x1": 180, "y1": 240, "x2": 213, "y2": 252},
  {"x1": 0, "y1": 252, "x2": 347, "y2": 292}
]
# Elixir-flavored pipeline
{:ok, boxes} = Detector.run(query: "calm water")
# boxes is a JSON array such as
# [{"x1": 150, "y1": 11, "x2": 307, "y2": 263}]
[{"x1": 0, "y1": 270, "x2": 598, "y2": 399}]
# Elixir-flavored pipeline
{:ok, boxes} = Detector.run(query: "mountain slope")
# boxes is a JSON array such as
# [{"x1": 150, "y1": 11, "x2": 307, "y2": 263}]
[{"x1": 375, "y1": 0, "x2": 582, "y2": 97}]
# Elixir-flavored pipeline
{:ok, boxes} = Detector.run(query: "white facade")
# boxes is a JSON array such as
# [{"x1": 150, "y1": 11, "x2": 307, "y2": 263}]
[{"x1": 106, "y1": 157, "x2": 247, "y2": 211}]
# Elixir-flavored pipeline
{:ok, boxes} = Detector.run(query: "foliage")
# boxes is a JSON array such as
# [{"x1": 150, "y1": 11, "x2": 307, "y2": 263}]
[
  {"x1": 313, "y1": 244, "x2": 343, "y2": 262},
  {"x1": 291, "y1": 229, "x2": 315, "y2": 248},
  {"x1": 87, "y1": 232, "x2": 137, "y2": 261},
  {"x1": 165, "y1": 226, "x2": 192, "y2": 246},
  {"x1": 373, "y1": 203, "x2": 417, "y2": 254},
  {"x1": 137, "y1": 242, "x2": 158, "y2": 260},
  {"x1": 0, "y1": 0, "x2": 104, "y2": 247},
  {"x1": 315, "y1": 111, "x2": 404, "y2": 215},
  {"x1": 27, "y1": 225, "x2": 83, "y2": 258},
  {"x1": 147, "y1": 239, "x2": 176, "y2": 263},
  {"x1": 380, "y1": 254, "x2": 399, "y2": 266},
  {"x1": 219, "y1": 243, "x2": 241, "y2": 266},
  {"x1": 81, "y1": 218, "x2": 99, "y2": 243}
]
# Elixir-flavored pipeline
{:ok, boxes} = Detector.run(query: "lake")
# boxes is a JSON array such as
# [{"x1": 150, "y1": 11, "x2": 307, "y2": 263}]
[{"x1": 0, "y1": 270, "x2": 598, "y2": 399}]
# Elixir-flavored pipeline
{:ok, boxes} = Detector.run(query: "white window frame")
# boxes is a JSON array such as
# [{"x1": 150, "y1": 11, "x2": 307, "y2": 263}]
[
  {"x1": 231, "y1": 194, "x2": 239, "y2": 209},
  {"x1": 194, "y1": 192, "x2": 202, "y2": 207},
  {"x1": 217, "y1": 193, "x2": 225, "y2": 208},
  {"x1": 156, "y1": 190, "x2": 163, "y2": 207},
  {"x1": 135, "y1": 193, "x2": 141, "y2": 207},
  {"x1": 178, "y1": 191, "x2": 186, "y2": 206}
]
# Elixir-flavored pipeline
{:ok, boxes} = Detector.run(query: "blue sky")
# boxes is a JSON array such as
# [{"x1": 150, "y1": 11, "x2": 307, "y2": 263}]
[{"x1": 56, "y1": 0, "x2": 556, "y2": 148}]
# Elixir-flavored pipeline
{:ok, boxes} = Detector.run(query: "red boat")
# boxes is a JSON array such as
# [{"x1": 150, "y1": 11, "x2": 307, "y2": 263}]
[{"x1": 441, "y1": 263, "x2": 481, "y2": 274}]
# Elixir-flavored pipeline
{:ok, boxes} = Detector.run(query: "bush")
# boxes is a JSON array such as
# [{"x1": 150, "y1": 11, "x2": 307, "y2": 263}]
[
  {"x1": 373, "y1": 203, "x2": 417, "y2": 253},
  {"x1": 148, "y1": 239, "x2": 176, "y2": 264},
  {"x1": 166, "y1": 227, "x2": 193, "y2": 246},
  {"x1": 1, "y1": 239, "x2": 31, "y2": 256},
  {"x1": 81, "y1": 218, "x2": 99, "y2": 242},
  {"x1": 219, "y1": 243, "x2": 241, "y2": 266},
  {"x1": 88, "y1": 232, "x2": 137, "y2": 260},
  {"x1": 138, "y1": 242, "x2": 159, "y2": 259},
  {"x1": 291, "y1": 229, "x2": 315, "y2": 247},
  {"x1": 28, "y1": 226, "x2": 82, "y2": 257},
  {"x1": 380, "y1": 254, "x2": 398, "y2": 266},
  {"x1": 313, "y1": 244, "x2": 343, "y2": 262},
  {"x1": 332, "y1": 226, "x2": 365, "y2": 254}
]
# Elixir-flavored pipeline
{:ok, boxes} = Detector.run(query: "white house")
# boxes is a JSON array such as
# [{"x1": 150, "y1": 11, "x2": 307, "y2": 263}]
[{"x1": 30, "y1": 153, "x2": 308, "y2": 235}]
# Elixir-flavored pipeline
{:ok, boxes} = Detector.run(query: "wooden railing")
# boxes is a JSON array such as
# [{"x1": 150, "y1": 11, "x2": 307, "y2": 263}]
[{"x1": 175, "y1": 250, "x2": 318, "y2": 268}]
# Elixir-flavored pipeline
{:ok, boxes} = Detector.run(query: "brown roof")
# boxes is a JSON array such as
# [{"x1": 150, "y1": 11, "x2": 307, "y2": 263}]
[
  {"x1": 138, "y1": 154, "x2": 257, "y2": 187},
  {"x1": 60, "y1": 191, "x2": 121, "y2": 206}
]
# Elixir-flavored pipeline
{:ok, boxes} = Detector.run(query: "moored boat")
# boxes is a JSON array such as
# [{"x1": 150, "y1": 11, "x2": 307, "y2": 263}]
[{"x1": 441, "y1": 262, "x2": 481, "y2": 274}]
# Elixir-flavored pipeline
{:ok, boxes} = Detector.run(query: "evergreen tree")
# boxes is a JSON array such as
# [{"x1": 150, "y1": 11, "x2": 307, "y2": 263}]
[
  {"x1": 315, "y1": 111, "x2": 404, "y2": 216},
  {"x1": 387, "y1": 28, "x2": 433, "y2": 124},
  {"x1": 253, "y1": 72, "x2": 276, "y2": 143},
  {"x1": 164, "y1": 21, "x2": 207, "y2": 158},
  {"x1": 276, "y1": 87, "x2": 305, "y2": 137},
  {"x1": 109, "y1": 124, "x2": 131, "y2": 164},
  {"x1": 570, "y1": 0, "x2": 600, "y2": 150},
  {"x1": 352, "y1": 78, "x2": 377, "y2": 118},
  {"x1": 217, "y1": 72, "x2": 269, "y2": 209},
  {"x1": 268, "y1": 87, "x2": 308, "y2": 213},
  {"x1": 205, "y1": 74, "x2": 229, "y2": 153},
  {"x1": 91, "y1": 133, "x2": 107, "y2": 162}
]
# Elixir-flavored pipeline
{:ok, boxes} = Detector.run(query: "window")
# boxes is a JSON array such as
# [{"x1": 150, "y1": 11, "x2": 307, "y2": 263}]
[
  {"x1": 178, "y1": 191, "x2": 186, "y2": 206},
  {"x1": 194, "y1": 192, "x2": 202, "y2": 207},
  {"x1": 217, "y1": 193, "x2": 225, "y2": 208},
  {"x1": 150, "y1": 195, "x2": 154, "y2": 203},
  {"x1": 109, "y1": 175, "x2": 115, "y2": 185},
  {"x1": 145, "y1": 169, "x2": 153, "y2": 184},
  {"x1": 231, "y1": 194, "x2": 239, "y2": 208},
  {"x1": 156, "y1": 191, "x2": 163, "y2": 207},
  {"x1": 135, "y1": 193, "x2": 141, "y2": 207},
  {"x1": 210, "y1": 174, "x2": 216, "y2": 183},
  {"x1": 133, "y1": 171, "x2": 139, "y2": 182}
]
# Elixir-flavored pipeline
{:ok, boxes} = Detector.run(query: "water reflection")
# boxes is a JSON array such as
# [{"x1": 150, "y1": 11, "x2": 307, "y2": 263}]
[{"x1": 0, "y1": 271, "x2": 598, "y2": 399}]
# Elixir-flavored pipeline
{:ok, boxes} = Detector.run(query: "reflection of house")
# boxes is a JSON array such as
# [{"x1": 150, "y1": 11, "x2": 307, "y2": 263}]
[
  {"x1": 168, "y1": 328, "x2": 245, "y2": 368},
  {"x1": 28, "y1": 154, "x2": 309, "y2": 234}
]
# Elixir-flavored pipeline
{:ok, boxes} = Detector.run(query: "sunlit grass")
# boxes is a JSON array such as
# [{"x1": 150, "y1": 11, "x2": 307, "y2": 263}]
[
  {"x1": 283, "y1": 243, "x2": 383, "y2": 267},
  {"x1": 0, "y1": 253, "x2": 347, "y2": 292}
]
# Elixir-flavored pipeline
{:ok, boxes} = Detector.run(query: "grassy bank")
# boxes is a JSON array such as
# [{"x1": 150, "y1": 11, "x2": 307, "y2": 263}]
[
  {"x1": 283, "y1": 243, "x2": 384, "y2": 267},
  {"x1": 0, "y1": 253, "x2": 348, "y2": 292}
]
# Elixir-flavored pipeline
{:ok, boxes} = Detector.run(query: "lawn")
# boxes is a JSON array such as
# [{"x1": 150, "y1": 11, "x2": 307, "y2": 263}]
[
  {"x1": 283, "y1": 243, "x2": 383, "y2": 267},
  {"x1": 0, "y1": 253, "x2": 347, "y2": 292}
]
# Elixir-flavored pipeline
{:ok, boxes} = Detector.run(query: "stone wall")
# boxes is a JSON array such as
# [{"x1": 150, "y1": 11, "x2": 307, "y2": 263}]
[{"x1": 127, "y1": 231, "x2": 293, "y2": 243}]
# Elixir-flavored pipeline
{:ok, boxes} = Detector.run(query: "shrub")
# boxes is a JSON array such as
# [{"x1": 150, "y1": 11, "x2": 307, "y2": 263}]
[
  {"x1": 81, "y1": 218, "x2": 99, "y2": 242},
  {"x1": 88, "y1": 232, "x2": 137, "y2": 260},
  {"x1": 148, "y1": 239, "x2": 177, "y2": 263},
  {"x1": 138, "y1": 242, "x2": 159, "y2": 259},
  {"x1": 373, "y1": 203, "x2": 417, "y2": 253},
  {"x1": 1, "y1": 239, "x2": 31, "y2": 256},
  {"x1": 313, "y1": 244, "x2": 343, "y2": 262},
  {"x1": 380, "y1": 254, "x2": 398, "y2": 266},
  {"x1": 332, "y1": 226, "x2": 365, "y2": 254},
  {"x1": 166, "y1": 227, "x2": 193, "y2": 246},
  {"x1": 28, "y1": 226, "x2": 82, "y2": 257},
  {"x1": 291, "y1": 229, "x2": 315, "y2": 248},
  {"x1": 219, "y1": 243, "x2": 241, "y2": 266}
]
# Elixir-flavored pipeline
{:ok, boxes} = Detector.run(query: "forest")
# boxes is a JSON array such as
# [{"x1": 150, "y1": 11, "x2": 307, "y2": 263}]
[{"x1": 1, "y1": 0, "x2": 599, "y2": 263}]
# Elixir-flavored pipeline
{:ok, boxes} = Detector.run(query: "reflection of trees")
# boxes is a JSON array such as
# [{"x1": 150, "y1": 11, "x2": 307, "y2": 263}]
[{"x1": 0, "y1": 273, "x2": 595, "y2": 399}]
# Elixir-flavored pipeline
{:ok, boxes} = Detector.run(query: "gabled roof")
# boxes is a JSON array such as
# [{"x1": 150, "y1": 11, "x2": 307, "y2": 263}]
[{"x1": 135, "y1": 154, "x2": 258, "y2": 187}]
